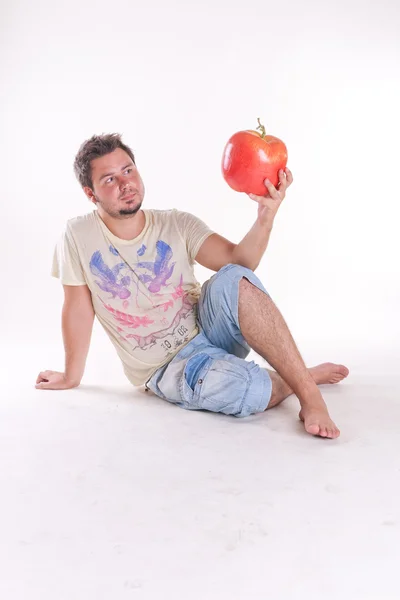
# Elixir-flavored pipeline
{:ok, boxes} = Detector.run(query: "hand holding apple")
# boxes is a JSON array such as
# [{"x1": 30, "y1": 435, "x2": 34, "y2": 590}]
[{"x1": 249, "y1": 167, "x2": 293, "y2": 227}]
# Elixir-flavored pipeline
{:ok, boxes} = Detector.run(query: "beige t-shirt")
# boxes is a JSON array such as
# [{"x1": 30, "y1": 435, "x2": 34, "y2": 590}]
[{"x1": 51, "y1": 208, "x2": 214, "y2": 386}]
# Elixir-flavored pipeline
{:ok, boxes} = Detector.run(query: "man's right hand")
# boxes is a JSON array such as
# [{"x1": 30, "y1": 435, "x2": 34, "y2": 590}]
[{"x1": 35, "y1": 371, "x2": 80, "y2": 390}]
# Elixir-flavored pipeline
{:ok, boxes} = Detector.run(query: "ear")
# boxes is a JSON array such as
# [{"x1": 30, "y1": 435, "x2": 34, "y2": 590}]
[{"x1": 83, "y1": 186, "x2": 97, "y2": 205}]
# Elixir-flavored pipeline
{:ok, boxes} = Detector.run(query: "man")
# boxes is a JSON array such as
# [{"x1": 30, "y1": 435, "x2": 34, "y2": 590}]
[{"x1": 36, "y1": 133, "x2": 349, "y2": 439}]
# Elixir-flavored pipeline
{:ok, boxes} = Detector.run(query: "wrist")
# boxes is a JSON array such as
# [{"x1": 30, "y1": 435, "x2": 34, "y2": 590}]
[
  {"x1": 256, "y1": 216, "x2": 274, "y2": 231},
  {"x1": 64, "y1": 372, "x2": 82, "y2": 386}
]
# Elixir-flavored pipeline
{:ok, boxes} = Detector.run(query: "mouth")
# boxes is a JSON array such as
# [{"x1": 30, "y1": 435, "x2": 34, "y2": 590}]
[{"x1": 120, "y1": 193, "x2": 137, "y2": 202}]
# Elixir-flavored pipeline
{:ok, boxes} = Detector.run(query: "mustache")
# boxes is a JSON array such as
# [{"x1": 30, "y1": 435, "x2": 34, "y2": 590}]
[{"x1": 119, "y1": 189, "x2": 138, "y2": 200}]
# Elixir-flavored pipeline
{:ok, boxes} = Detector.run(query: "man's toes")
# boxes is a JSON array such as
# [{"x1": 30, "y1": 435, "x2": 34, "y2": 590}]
[
  {"x1": 327, "y1": 365, "x2": 349, "y2": 384},
  {"x1": 328, "y1": 426, "x2": 340, "y2": 439},
  {"x1": 306, "y1": 423, "x2": 320, "y2": 436}
]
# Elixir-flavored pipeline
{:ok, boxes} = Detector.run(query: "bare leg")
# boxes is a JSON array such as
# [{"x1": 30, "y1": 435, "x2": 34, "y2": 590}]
[{"x1": 238, "y1": 278, "x2": 348, "y2": 438}]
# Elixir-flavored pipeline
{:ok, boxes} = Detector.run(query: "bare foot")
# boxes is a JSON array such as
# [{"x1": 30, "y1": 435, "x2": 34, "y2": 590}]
[
  {"x1": 267, "y1": 363, "x2": 349, "y2": 410},
  {"x1": 267, "y1": 363, "x2": 348, "y2": 436},
  {"x1": 299, "y1": 405, "x2": 340, "y2": 439},
  {"x1": 301, "y1": 363, "x2": 347, "y2": 438},
  {"x1": 310, "y1": 363, "x2": 349, "y2": 385}
]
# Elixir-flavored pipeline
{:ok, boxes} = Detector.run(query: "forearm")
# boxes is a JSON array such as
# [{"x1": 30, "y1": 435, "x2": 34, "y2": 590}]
[
  {"x1": 62, "y1": 303, "x2": 95, "y2": 385},
  {"x1": 231, "y1": 218, "x2": 274, "y2": 271}
]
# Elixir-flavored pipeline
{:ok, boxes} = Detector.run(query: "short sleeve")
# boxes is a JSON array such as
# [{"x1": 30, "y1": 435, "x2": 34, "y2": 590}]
[
  {"x1": 173, "y1": 210, "x2": 214, "y2": 265},
  {"x1": 51, "y1": 223, "x2": 87, "y2": 285}
]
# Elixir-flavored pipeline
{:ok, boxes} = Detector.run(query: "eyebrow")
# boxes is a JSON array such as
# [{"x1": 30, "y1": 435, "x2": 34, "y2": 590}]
[{"x1": 99, "y1": 162, "x2": 134, "y2": 182}]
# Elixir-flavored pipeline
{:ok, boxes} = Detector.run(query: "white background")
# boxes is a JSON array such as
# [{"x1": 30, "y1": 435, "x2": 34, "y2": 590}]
[{"x1": 1, "y1": 1, "x2": 400, "y2": 598}]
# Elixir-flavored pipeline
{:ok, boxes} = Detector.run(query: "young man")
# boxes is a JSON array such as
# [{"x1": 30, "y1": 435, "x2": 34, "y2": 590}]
[{"x1": 36, "y1": 134, "x2": 349, "y2": 439}]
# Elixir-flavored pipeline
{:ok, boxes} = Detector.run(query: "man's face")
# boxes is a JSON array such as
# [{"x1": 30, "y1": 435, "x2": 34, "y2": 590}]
[{"x1": 85, "y1": 148, "x2": 145, "y2": 218}]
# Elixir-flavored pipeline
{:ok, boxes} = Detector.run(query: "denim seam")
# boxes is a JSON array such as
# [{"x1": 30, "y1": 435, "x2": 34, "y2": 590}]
[
  {"x1": 236, "y1": 368, "x2": 253, "y2": 416},
  {"x1": 179, "y1": 355, "x2": 213, "y2": 406},
  {"x1": 258, "y1": 370, "x2": 271, "y2": 412}
]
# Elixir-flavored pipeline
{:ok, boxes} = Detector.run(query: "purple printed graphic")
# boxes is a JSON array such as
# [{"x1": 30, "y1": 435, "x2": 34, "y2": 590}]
[
  {"x1": 90, "y1": 251, "x2": 131, "y2": 299},
  {"x1": 136, "y1": 240, "x2": 176, "y2": 293},
  {"x1": 90, "y1": 241, "x2": 193, "y2": 353}
]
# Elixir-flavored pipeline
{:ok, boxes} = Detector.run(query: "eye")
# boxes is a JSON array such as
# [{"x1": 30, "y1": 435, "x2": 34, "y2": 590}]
[
  {"x1": 124, "y1": 168, "x2": 133, "y2": 175},
  {"x1": 105, "y1": 177, "x2": 114, "y2": 184}
]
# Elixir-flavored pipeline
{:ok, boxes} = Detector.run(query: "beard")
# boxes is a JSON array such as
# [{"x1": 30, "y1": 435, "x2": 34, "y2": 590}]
[
  {"x1": 94, "y1": 194, "x2": 143, "y2": 218},
  {"x1": 118, "y1": 201, "x2": 142, "y2": 216}
]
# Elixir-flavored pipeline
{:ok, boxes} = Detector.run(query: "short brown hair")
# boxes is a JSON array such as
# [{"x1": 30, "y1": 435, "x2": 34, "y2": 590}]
[{"x1": 73, "y1": 133, "x2": 136, "y2": 189}]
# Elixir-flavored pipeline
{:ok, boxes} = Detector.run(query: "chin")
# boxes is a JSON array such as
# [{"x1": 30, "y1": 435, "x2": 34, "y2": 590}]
[{"x1": 119, "y1": 201, "x2": 142, "y2": 217}]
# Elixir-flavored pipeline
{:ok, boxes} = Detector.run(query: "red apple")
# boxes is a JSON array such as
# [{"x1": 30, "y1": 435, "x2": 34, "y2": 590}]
[{"x1": 222, "y1": 118, "x2": 288, "y2": 196}]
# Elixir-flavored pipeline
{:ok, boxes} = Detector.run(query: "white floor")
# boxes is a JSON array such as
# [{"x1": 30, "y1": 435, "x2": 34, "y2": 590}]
[{"x1": 1, "y1": 348, "x2": 400, "y2": 599}]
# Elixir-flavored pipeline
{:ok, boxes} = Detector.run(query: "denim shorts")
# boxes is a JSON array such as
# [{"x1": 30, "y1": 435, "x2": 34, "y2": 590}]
[{"x1": 146, "y1": 264, "x2": 272, "y2": 418}]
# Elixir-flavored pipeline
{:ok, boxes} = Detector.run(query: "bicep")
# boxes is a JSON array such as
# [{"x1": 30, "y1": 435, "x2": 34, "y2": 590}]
[
  {"x1": 63, "y1": 284, "x2": 94, "y2": 314},
  {"x1": 194, "y1": 233, "x2": 236, "y2": 272}
]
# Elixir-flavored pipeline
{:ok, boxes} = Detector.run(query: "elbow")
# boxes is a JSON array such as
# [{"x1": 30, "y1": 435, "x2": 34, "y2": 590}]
[{"x1": 230, "y1": 251, "x2": 258, "y2": 272}]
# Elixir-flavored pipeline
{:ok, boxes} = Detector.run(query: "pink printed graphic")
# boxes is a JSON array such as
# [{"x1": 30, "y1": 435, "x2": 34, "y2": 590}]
[
  {"x1": 101, "y1": 300, "x2": 154, "y2": 329},
  {"x1": 125, "y1": 294, "x2": 195, "y2": 350},
  {"x1": 90, "y1": 243, "x2": 196, "y2": 353}
]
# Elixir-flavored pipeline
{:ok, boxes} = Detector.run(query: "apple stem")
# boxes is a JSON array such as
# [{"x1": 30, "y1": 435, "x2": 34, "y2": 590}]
[{"x1": 256, "y1": 117, "x2": 266, "y2": 138}]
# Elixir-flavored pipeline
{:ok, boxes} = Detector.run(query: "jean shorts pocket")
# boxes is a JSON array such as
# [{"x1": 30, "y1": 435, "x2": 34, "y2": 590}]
[
  {"x1": 180, "y1": 352, "x2": 212, "y2": 405},
  {"x1": 182, "y1": 355, "x2": 249, "y2": 416}
]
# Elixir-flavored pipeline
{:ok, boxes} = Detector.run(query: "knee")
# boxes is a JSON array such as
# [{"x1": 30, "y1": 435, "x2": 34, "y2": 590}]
[
  {"x1": 212, "y1": 264, "x2": 256, "y2": 293},
  {"x1": 217, "y1": 263, "x2": 255, "y2": 280},
  {"x1": 208, "y1": 263, "x2": 266, "y2": 297},
  {"x1": 239, "y1": 275, "x2": 254, "y2": 289}
]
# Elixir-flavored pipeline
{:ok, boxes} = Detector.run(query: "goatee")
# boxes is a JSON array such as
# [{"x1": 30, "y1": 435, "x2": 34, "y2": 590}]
[
  {"x1": 119, "y1": 204, "x2": 142, "y2": 216},
  {"x1": 94, "y1": 195, "x2": 142, "y2": 218}
]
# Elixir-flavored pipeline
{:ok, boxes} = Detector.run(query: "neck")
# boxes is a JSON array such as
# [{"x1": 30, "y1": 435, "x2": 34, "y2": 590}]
[{"x1": 97, "y1": 208, "x2": 145, "y2": 241}]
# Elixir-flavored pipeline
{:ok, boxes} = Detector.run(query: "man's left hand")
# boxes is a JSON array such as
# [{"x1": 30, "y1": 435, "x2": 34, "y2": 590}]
[{"x1": 248, "y1": 167, "x2": 293, "y2": 227}]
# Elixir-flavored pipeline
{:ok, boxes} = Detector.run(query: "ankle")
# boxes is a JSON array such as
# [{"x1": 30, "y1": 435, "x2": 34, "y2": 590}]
[
  {"x1": 300, "y1": 397, "x2": 328, "y2": 413},
  {"x1": 267, "y1": 370, "x2": 293, "y2": 408},
  {"x1": 291, "y1": 378, "x2": 319, "y2": 399},
  {"x1": 297, "y1": 387, "x2": 327, "y2": 410}
]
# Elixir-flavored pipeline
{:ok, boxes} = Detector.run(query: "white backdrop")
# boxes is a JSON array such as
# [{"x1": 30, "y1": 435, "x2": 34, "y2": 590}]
[{"x1": 1, "y1": 0, "x2": 399, "y2": 384}]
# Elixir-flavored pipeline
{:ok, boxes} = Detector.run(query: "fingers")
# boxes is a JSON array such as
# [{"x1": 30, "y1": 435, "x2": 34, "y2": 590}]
[
  {"x1": 276, "y1": 169, "x2": 287, "y2": 193},
  {"x1": 248, "y1": 167, "x2": 293, "y2": 203},
  {"x1": 285, "y1": 167, "x2": 293, "y2": 186},
  {"x1": 35, "y1": 381, "x2": 52, "y2": 389},
  {"x1": 36, "y1": 370, "x2": 51, "y2": 384},
  {"x1": 263, "y1": 178, "x2": 281, "y2": 200},
  {"x1": 35, "y1": 379, "x2": 63, "y2": 390},
  {"x1": 277, "y1": 168, "x2": 293, "y2": 190},
  {"x1": 36, "y1": 370, "x2": 59, "y2": 388},
  {"x1": 248, "y1": 181, "x2": 279, "y2": 203},
  {"x1": 248, "y1": 193, "x2": 271, "y2": 206}
]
